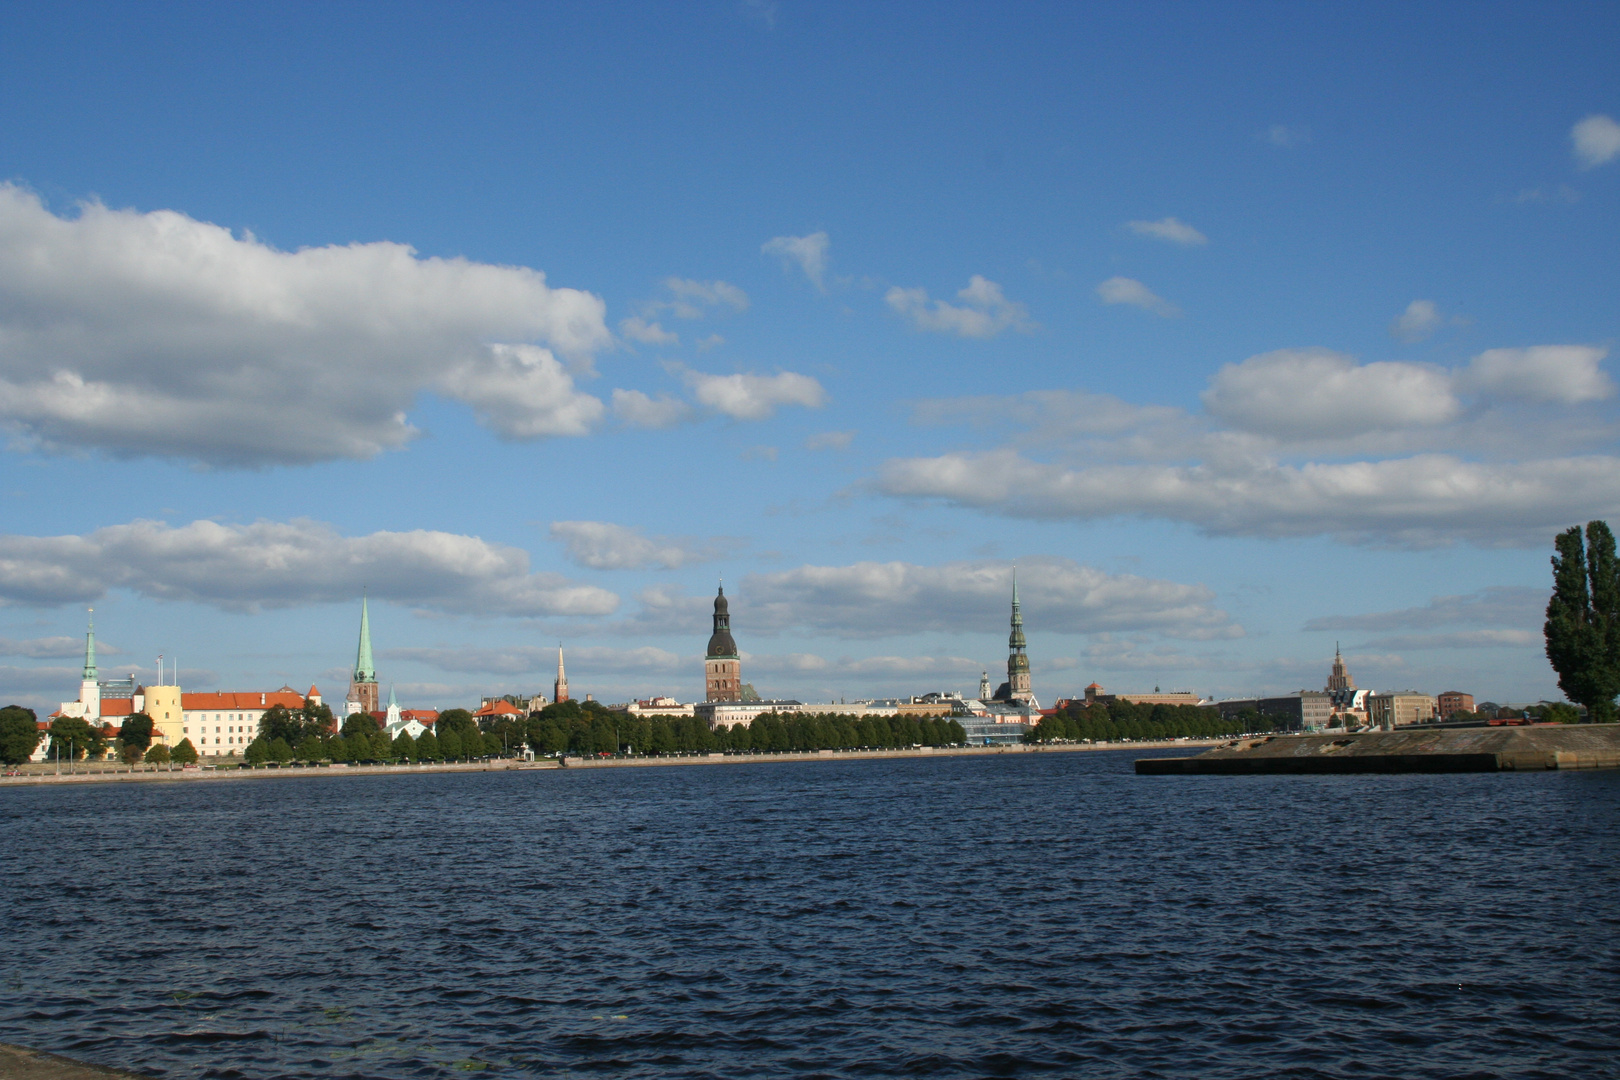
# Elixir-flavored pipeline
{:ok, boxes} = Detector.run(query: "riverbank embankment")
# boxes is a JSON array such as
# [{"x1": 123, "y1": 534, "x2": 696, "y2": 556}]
[
  {"x1": 1137, "y1": 725, "x2": 1620, "y2": 774},
  {"x1": 3, "y1": 739, "x2": 1226, "y2": 787},
  {"x1": 0, "y1": 1043, "x2": 146, "y2": 1080}
]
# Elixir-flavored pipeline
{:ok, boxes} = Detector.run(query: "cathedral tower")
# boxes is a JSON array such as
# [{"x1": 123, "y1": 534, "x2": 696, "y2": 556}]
[
  {"x1": 347, "y1": 595, "x2": 380, "y2": 715},
  {"x1": 1006, "y1": 569, "x2": 1032, "y2": 703},
  {"x1": 705, "y1": 583, "x2": 741, "y2": 702},
  {"x1": 554, "y1": 643, "x2": 570, "y2": 704}
]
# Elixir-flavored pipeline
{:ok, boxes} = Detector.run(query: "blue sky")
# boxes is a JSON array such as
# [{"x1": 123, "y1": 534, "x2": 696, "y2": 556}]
[{"x1": 2, "y1": 1, "x2": 1617, "y2": 713}]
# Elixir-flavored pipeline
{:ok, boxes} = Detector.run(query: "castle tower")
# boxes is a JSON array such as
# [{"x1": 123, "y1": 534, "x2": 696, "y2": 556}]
[
  {"x1": 1006, "y1": 569, "x2": 1032, "y2": 703},
  {"x1": 1327, "y1": 643, "x2": 1355, "y2": 692},
  {"x1": 554, "y1": 643, "x2": 570, "y2": 704},
  {"x1": 347, "y1": 595, "x2": 380, "y2": 716},
  {"x1": 705, "y1": 583, "x2": 741, "y2": 702},
  {"x1": 978, "y1": 671, "x2": 991, "y2": 701}
]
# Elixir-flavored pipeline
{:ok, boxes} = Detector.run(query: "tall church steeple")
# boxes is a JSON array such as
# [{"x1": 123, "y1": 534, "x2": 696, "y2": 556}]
[
  {"x1": 83, "y1": 608, "x2": 97, "y2": 682},
  {"x1": 1006, "y1": 568, "x2": 1032, "y2": 703},
  {"x1": 554, "y1": 643, "x2": 570, "y2": 703},
  {"x1": 346, "y1": 594, "x2": 380, "y2": 715}
]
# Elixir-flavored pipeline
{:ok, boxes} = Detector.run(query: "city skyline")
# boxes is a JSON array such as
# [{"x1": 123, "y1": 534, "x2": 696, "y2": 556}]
[{"x1": 2, "y1": 4, "x2": 1617, "y2": 713}]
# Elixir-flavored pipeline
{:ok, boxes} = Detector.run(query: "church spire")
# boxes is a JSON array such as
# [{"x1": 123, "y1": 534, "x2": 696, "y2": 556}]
[
  {"x1": 83, "y1": 608, "x2": 97, "y2": 682},
  {"x1": 554, "y1": 642, "x2": 570, "y2": 703},
  {"x1": 354, "y1": 593, "x2": 376, "y2": 682},
  {"x1": 1006, "y1": 567, "x2": 1032, "y2": 703}
]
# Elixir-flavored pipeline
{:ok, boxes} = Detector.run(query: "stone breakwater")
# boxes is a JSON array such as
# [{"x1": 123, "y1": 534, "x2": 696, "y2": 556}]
[
  {"x1": 1136, "y1": 724, "x2": 1620, "y2": 775},
  {"x1": 1, "y1": 740, "x2": 1227, "y2": 786},
  {"x1": 0, "y1": 1043, "x2": 147, "y2": 1080}
]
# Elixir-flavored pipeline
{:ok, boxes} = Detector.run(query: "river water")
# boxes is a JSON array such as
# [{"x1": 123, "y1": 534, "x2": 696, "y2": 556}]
[{"x1": 3, "y1": 750, "x2": 1617, "y2": 1079}]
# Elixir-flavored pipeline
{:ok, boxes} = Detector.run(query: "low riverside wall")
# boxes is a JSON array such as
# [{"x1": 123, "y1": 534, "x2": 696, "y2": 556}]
[
  {"x1": 1, "y1": 739, "x2": 1227, "y2": 787},
  {"x1": 1136, "y1": 725, "x2": 1620, "y2": 775},
  {"x1": 0, "y1": 1042, "x2": 147, "y2": 1079}
]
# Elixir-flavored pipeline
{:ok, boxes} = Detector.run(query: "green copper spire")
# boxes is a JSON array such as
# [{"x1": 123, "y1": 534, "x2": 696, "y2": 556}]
[
  {"x1": 1008, "y1": 568, "x2": 1026, "y2": 651},
  {"x1": 354, "y1": 594, "x2": 377, "y2": 682},
  {"x1": 387, "y1": 684, "x2": 397, "y2": 708},
  {"x1": 83, "y1": 608, "x2": 97, "y2": 681}
]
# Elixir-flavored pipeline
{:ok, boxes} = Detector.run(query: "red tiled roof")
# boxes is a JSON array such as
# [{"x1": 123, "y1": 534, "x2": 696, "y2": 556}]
[
  {"x1": 473, "y1": 701, "x2": 523, "y2": 717},
  {"x1": 100, "y1": 699, "x2": 135, "y2": 717},
  {"x1": 182, "y1": 691, "x2": 305, "y2": 711}
]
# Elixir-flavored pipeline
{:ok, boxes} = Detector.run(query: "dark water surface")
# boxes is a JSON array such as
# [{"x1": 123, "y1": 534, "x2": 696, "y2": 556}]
[{"x1": 3, "y1": 751, "x2": 1618, "y2": 1079}]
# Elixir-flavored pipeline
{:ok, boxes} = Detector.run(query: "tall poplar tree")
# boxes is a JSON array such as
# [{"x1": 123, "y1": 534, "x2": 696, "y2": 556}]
[{"x1": 1545, "y1": 520, "x2": 1620, "y2": 722}]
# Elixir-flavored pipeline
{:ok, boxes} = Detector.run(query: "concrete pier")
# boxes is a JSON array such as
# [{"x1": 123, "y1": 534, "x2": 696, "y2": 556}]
[
  {"x1": 0, "y1": 1044, "x2": 148, "y2": 1080},
  {"x1": 1136, "y1": 724, "x2": 1620, "y2": 775}
]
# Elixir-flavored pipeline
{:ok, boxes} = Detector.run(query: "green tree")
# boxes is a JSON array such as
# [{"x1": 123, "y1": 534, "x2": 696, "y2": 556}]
[
  {"x1": 341, "y1": 712, "x2": 381, "y2": 739},
  {"x1": 437, "y1": 728, "x2": 462, "y2": 760},
  {"x1": 0, "y1": 705, "x2": 41, "y2": 765},
  {"x1": 118, "y1": 713, "x2": 155, "y2": 752},
  {"x1": 294, "y1": 735, "x2": 328, "y2": 761},
  {"x1": 48, "y1": 716, "x2": 102, "y2": 761},
  {"x1": 1545, "y1": 521, "x2": 1620, "y2": 723},
  {"x1": 145, "y1": 743, "x2": 172, "y2": 765},
  {"x1": 416, "y1": 729, "x2": 441, "y2": 760},
  {"x1": 1536, "y1": 701, "x2": 1582, "y2": 724},
  {"x1": 172, "y1": 738, "x2": 198, "y2": 764},
  {"x1": 244, "y1": 738, "x2": 269, "y2": 764},
  {"x1": 119, "y1": 743, "x2": 144, "y2": 764},
  {"x1": 392, "y1": 732, "x2": 416, "y2": 760},
  {"x1": 267, "y1": 737, "x2": 294, "y2": 763},
  {"x1": 437, "y1": 708, "x2": 477, "y2": 738}
]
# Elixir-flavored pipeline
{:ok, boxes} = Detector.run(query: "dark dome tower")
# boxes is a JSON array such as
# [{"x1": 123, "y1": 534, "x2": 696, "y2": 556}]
[{"x1": 706, "y1": 583, "x2": 742, "y2": 702}]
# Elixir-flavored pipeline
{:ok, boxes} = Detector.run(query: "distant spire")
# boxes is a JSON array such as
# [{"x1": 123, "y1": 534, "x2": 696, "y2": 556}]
[
  {"x1": 554, "y1": 642, "x2": 570, "y2": 703},
  {"x1": 354, "y1": 593, "x2": 376, "y2": 682},
  {"x1": 387, "y1": 685, "x2": 397, "y2": 708},
  {"x1": 83, "y1": 608, "x2": 97, "y2": 682}
]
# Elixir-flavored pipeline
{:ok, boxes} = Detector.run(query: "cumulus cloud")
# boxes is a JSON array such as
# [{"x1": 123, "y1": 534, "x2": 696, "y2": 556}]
[
  {"x1": 1095, "y1": 276, "x2": 1180, "y2": 317},
  {"x1": 0, "y1": 635, "x2": 112, "y2": 659},
  {"x1": 805, "y1": 430, "x2": 855, "y2": 451},
  {"x1": 742, "y1": 557, "x2": 1238, "y2": 640},
  {"x1": 438, "y1": 344, "x2": 604, "y2": 438},
  {"x1": 879, "y1": 448, "x2": 1620, "y2": 547},
  {"x1": 611, "y1": 388, "x2": 693, "y2": 429},
  {"x1": 661, "y1": 278, "x2": 748, "y2": 318},
  {"x1": 1358, "y1": 629, "x2": 1539, "y2": 651},
  {"x1": 1304, "y1": 586, "x2": 1544, "y2": 632},
  {"x1": 1203, "y1": 349, "x2": 1459, "y2": 438},
  {"x1": 388, "y1": 644, "x2": 681, "y2": 676},
  {"x1": 1126, "y1": 217, "x2": 1208, "y2": 246},
  {"x1": 618, "y1": 316, "x2": 679, "y2": 346},
  {"x1": 1572, "y1": 114, "x2": 1620, "y2": 169},
  {"x1": 549, "y1": 521, "x2": 726, "y2": 570},
  {"x1": 885, "y1": 276, "x2": 1033, "y2": 338},
  {"x1": 674, "y1": 365, "x2": 827, "y2": 419},
  {"x1": 1390, "y1": 299, "x2": 1444, "y2": 342},
  {"x1": 0, "y1": 518, "x2": 619, "y2": 615},
  {"x1": 762, "y1": 231, "x2": 830, "y2": 291},
  {"x1": 1457, "y1": 346, "x2": 1613, "y2": 405},
  {"x1": 0, "y1": 185, "x2": 612, "y2": 465}
]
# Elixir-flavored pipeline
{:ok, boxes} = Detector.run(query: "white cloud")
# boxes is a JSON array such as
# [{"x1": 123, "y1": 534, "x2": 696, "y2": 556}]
[
  {"x1": 878, "y1": 447, "x2": 1620, "y2": 547},
  {"x1": 618, "y1": 316, "x2": 678, "y2": 346},
  {"x1": 1358, "y1": 629, "x2": 1539, "y2": 651},
  {"x1": 1304, "y1": 586, "x2": 1544, "y2": 632},
  {"x1": 549, "y1": 521, "x2": 724, "y2": 570},
  {"x1": 1095, "y1": 276, "x2": 1180, "y2": 318},
  {"x1": 388, "y1": 644, "x2": 681, "y2": 676},
  {"x1": 611, "y1": 388, "x2": 693, "y2": 429},
  {"x1": 0, "y1": 185, "x2": 612, "y2": 465},
  {"x1": 742, "y1": 557, "x2": 1238, "y2": 640},
  {"x1": 1263, "y1": 124, "x2": 1310, "y2": 147},
  {"x1": 0, "y1": 518, "x2": 619, "y2": 615},
  {"x1": 885, "y1": 275, "x2": 1033, "y2": 338},
  {"x1": 661, "y1": 278, "x2": 748, "y2": 318},
  {"x1": 1572, "y1": 114, "x2": 1620, "y2": 169},
  {"x1": 1126, "y1": 217, "x2": 1208, "y2": 246},
  {"x1": 805, "y1": 430, "x2": 855, "y2": 451},
  {"x1": 1457, "y1": 346, "x2": 1612, "y2": 405},
  {"x1": 762, "y1": 231, "x2": 830, "y2": 291},
  {"x1": 1390, "y1": 299, "x2": 1444, "y2": 342},
  {"x1": 0, "y1": 636, "x2": 111, "y2": 659},
  {"x1": 1203, "y1": 349, "x2": 1459, "y2": 439},
  {"x1": 675, "y1": 366, "x2": 827, "y2": 419},
  {"x1": 437, "y1": 344, "x2": 605, "y2": 439}
]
